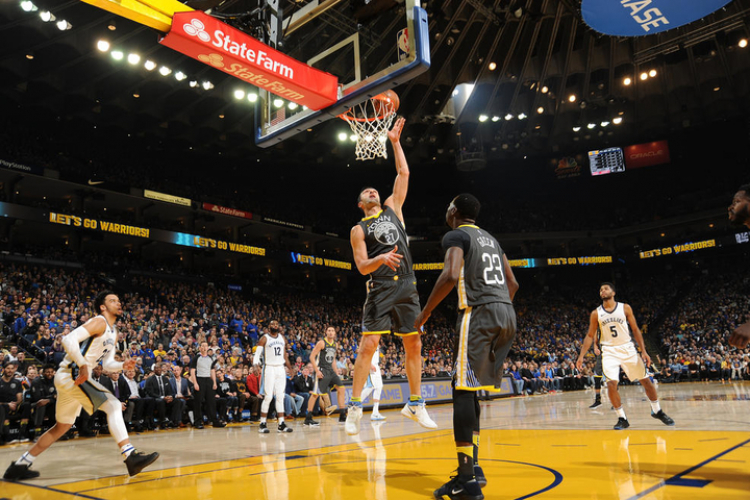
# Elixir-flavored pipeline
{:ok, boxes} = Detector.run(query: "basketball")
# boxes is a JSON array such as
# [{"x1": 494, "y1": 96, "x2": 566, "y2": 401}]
[{"x1": 373, "y1": 90, "x2": 399, "y2": 118}]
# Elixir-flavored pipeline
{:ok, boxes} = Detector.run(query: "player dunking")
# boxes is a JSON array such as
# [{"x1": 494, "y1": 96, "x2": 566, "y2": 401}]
[
  {"x1": 345, "y1": 117, "x2": 436, "y2": 436},
  {"x1": 253, "y1": 320, "x2": 294, "y2": 433},
  {"x1": 728, "y1": 183, "x2": 750, "y2": 348},
  {"x1": 4, "y1": 291, "x2": 158, "y2": 480},
  {"x1": 360, "y1": 346, "x2": 386, "y2": 421},
  {"x1": 304, "y1": 326, "x2": 347, "y2": 426},
  {"x1": 415, "y1": 194, "x2": 518, "y2": 500},
  {"x1": 576, "y1": 283, "x2": 675, "y2": 430}
]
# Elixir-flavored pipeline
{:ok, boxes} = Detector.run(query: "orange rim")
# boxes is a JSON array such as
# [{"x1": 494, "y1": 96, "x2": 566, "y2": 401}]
[{"x1": 337, "y1": 94, "x2": 398, "y2": 122}]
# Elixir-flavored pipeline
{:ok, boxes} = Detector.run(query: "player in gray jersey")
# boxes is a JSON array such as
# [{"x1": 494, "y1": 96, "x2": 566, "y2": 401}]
[
  {"x1": 728, "y1": 183, "x2": 750, "y2": 348},
  {"x1": 304, "y1": 326, "x2": 346, "y2": 426},
  {"x1": 416, "y1": 194, "x2": 518, "y2": 500}
]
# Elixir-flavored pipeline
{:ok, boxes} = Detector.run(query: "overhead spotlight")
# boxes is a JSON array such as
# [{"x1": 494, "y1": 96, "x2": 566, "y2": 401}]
[
  {"x1": 288, "y1": 102, "x2": 298, "y2": 110},
  {"x1": 174, "y1": 71, "x2": 187, "y2": 81},
  {"x1": 25, "y1": 53, "x2": 33, "y2": 60},
  {"x1": 601, "y1": 121, "x2": 610, "y2": 127},
  {"x1": 612, "y1": 116, "x2": 623, "y2": 124},
  {"x1": 20, "y1": 1, "x2": 37, "y2": 12},
  {"x1": 189, "y1": 80, "x2": 198, "y2": 88},
  {"x1": 572, "y1": 126, "x2": 582, "y2": 132},
  {"x1": 502, "y1": 143, "x2": 509, "y2": 150},
  {"x1": 234, "y1": 89, "x2": 245, "y2": 100},
  {"x1": 96, "y1": 40, "x2": 110, "y2": 52},
  {"x1": 127, "y1": 53, "x2": 140, "y2": 65},
  {"x1": 623, "y1": 77, "x2": 632, "y2": 86},
  {"x1": 649, "y1": 69, "x2": 657, "y2": 77},
  {"x1": 39, "y1": 10, "x2": 55, "y2": 22},
  {"x1": 579, "y1": 100, "x2": 587, "y2": 109},
  {"x1": 478, "y1": 114, "x2": 488, "y2": 122},
  {"x1": 518, "y1": 113, "x2": 527, "y2": 120},
  {"x1": 714, "y1": 86, "x2": 721, "y2": 92},
  {"x1": 111, "y1": 50, "x2": 124, "y2": 61},
  {"x1": 158, "y1": 66, "x2": 171, "y2": 76},
  {"x1": 536, "y1": 106, "x2": 544, "y2": 114},
  {"x1": 56, "y1": 19, "x2": 72, "y2": 30},
  {"x1": 640, "y1": 72, "x2": 648, "y2": 80},
  {"x1": 273, "y1": 98, "x2": 284, "y2": 108},
  {"x1": 502, "y1": 113, "x2": 512, "y2": 121},
  {"x1": 568, "y1": 94, "x2": 576, "y2": 103},
  {"x1": 107, "y1": 22, "x2": 116, "y2": 31},
  {"x1": 144, "y1": 60, "x2": 156, "y2": 71},
  {"x1": 350, "y1": 134, "x2": 357, "y2": 142},
  {"x1": 541, "y1": 85, "x2": 549, "y2": 94},
  {"x1": 202, "y1": 81, "x2": 214, "y2": 90},
  {"x1": 488, "y1": 62, "x2": 497, "y2": 71},
  {"x1": 337, "y1": 132, "x2": 348, "y2": 142},
  {"x1": 513, "y1": 7, "x2": 523, "y2": 18},
  {"x1": 247, "y1": 93, "x2": 258, "y2": 102},
  {"x1": 740, "y1": 38, "x2": 748, "y2": 48},
  {"x1": 132, "y1": 93, "x2": 139, "y2": 98},
  {"x1": 587, "y1": 123, "x2": 596, "y2": 129}
]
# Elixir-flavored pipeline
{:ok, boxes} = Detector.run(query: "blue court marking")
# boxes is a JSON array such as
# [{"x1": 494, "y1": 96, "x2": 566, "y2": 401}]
[
  {"x1": 0, "y1": 479, "x2": 105, "y2": 499},
  {"x1": 664, "y1": 478, "x2": 712, "y2": 488},
  {"x1": 626, "y1": 437, "x2": 750, "y2": 500}
]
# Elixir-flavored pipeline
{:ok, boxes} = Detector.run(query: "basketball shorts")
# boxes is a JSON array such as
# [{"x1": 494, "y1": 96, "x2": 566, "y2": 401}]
[
  {"x1": 261, "y1": 365, "x2": 287, "y2": 399},
  {"x1": 55, "y1": 369, "x2": 114, "y2": 425},
  {"x1": 362, "y1": 274, "x2": 420, "y2": 336},
  {"x1": 602, "y1": 343, "x2": 647, "y2": 382},
  {"x1": 453, "y1": 302, "x2": 516, "y2": 391},
  {"x1": 366, "y1": 369, "x2": 383, "y2": 389},
  {"x1": 314, "y1": 371, "x2": 343, "y2": 395}
]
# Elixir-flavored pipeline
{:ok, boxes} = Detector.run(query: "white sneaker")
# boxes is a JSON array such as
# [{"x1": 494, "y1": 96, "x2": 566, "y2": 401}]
[
  {"x1": 401, "y1": 401, "x2": 438, "y2": 429},
  {"x1": 345, "y1": 405, "x2": 363, "y2": 435},
  {"x1": 371, "y1": 413, "x2": 387, "y2": 421}
]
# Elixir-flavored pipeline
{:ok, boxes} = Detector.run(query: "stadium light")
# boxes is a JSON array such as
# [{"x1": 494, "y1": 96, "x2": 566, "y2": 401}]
[
  {"x1": 273, "y1": 98, "x2": 284, "y2": 108},
  {"x1": 158, "y1": 66, "x2": 171, "y2": 76},
  {"x1": 96, "y1": 40, "x2": 110, "y2": 52},
  {"x1": 536, "y1": 106, "x2": 544, "y2": 114},
  {"x1": 587, "y1": 123, "x2": 596, "y2": 129},
  {"x1": 39, "y1": 10, "x2": 54, "y2": 22},
  {"x1": 144, "y1": 60, "x2": 157, "y2": 71},
  {"x1": 488, "y1": 62, "x2": 497, "y2": 71},
  {"x1": 350, "y1": 134, "x2": 357, "y2": 142},
  {"x1": 601, "y1": 121, "x2": 610, "y2": 127},
  {"x1": 234, "y1": 89, "x2": 245, "y2": 100},
  {"x1": 612, "y1": 117, "x2": 623, "y2": 124},
  {"x1": 541, "y1": 85, "x2": 549, "y2": 93},
  {"x1": 21, "y1": 1, "x2": 37, "y2": 12},
  {"x1": 478, "y1": 114, "x2": 488, "y2": 122},
  {"x1": 572, "y1": 126, "x2": 581, "y2": 132},
  {"x1": 518, "y1": 113, "x2": 527, "y2": 120},
  {"x1": 189, "y1": 80, "x2": 198, "y2": 88},
  {"x1": 337, "y1": 132, "x2": 348, "y2": 142},
  {"x1": 288, "y1": 102, "x2": 298, "y2": 110},
  {"x1": 640, "y1": 72, "x2": 648, "y2": 80},
  {"x1": 127, "y1": 53, "x2": 140, "y2": 65},
  {"x1": 111, "y1": 50, "x2": 124, "y2": 61},
  {"x1": 56, "y1": 19, "x2": 72, "y2": 30},
  {"x1": 504, "y1": 113, "x2": 514, "y2": 121},
  {"x1": 247, "y1": 93, "x2": 258, "y2": 102},
  {"x1": 740, "y1": 38, "x2": 748, "y2": 48},
  {"x1": 568, "y1": 94, "x2": 576, "y2": 103},
  {"x1": 649, "y1": 69, "x2": 657, "y2": 77},
  {"x1": 174, "y1": 71, "x2": 187, "y2": 81},
  {"x1": 623, "y1": 77, "x2": 632, "y2": 86},
  {"x1": 202, "y1": 81, "x2": 214, "y2": 90}
]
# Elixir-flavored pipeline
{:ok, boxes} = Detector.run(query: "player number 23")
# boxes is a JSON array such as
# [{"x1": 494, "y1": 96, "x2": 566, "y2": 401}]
[{"x1": 481, "y1": 253, "x2": 505, "y2": 286}]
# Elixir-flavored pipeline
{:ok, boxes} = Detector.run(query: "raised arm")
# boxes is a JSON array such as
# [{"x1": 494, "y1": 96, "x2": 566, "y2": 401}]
[
  {"x1": 350, "y1": 224, "x2": 403, "y2": 275},
  {"x1": 382, "y1": 117, "x2": 408, "y2": 220},
  {"x1": 576, "y1": 310, "x2": 599, "y2": 370},
  {"x1": 624, "y1": 304, "x2": 651, "y2": 367},
  {"x1": 414, "y1": 246, "x2": 464, "y2": 330}
]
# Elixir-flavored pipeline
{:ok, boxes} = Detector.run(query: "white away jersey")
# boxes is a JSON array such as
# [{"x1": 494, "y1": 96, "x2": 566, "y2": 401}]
[
  {"x1": 263, "y1": 334, "x2": 286, "y2": 366},
  {"x1": 61, "y1": 315, "x2": 117, "y2": 369},
  {"x1": 597, "y1": 302, "x2": 632, "y2": 347}
]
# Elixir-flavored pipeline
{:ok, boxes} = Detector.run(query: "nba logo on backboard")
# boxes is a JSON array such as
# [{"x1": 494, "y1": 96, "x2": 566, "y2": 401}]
[{"x1": 397, "y1": 28, "x2": 409, "y2": 61}]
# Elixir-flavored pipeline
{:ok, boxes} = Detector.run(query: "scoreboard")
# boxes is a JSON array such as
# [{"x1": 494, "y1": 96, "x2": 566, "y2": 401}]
[{"x1": 588, "y1": 147, "x2": 625, "y2": 176}]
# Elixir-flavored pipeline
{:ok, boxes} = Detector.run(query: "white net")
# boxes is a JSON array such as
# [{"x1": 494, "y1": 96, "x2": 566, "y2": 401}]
[{"x1": 341, "y1": 96, "x2": 397, "y2": 161}]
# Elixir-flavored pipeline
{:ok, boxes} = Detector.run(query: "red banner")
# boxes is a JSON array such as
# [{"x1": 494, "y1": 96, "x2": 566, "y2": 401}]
[
  {"x1": 624, "y1": 140, "x2": 670, "y2": 169},
  {"x1": 161, "y1": 12, "x2": 339, "y2": 110},
  {"x1": 203, "y1": 203, "x2": 253, "y2": 220}
]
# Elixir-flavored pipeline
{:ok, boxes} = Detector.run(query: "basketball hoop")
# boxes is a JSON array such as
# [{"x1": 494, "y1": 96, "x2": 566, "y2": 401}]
[{"x1": 339, "y1": 90, "x2": 400, "y2": 161}]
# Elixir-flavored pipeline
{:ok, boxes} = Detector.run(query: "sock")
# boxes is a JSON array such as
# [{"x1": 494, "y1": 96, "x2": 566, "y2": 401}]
[
  {"x1": 305, "y1": 411, "x2": 312, "y2": 420},
  {"x1": 278, "y1": 416, "x2": 284, "y2": 424},
  {"x1": 260, "y1": 417, "x2": 267, "y2": 424},
  {"x1": 472, "y1": 433, "x2": 480, "y2": 465},
  {"x1": 373, "y1": 402, "x2": 380, "y2": 414},
  {"x1": 649, "y1": 400, "x2": 661, "y2": 414},
  {"x1": 615, "y1": 407, "x2": 627, "y2": 419},
  {"x1": 16, "y1": 451, "x2": 36, "y2": 466},
  {"x1": 408, "y1": 395, "x2": 423, "y2": 406},
  {"x1": 350, "y1": 397, "x2": 363, "y2": 407},
  {"x1": 456, "y1": 445, "x2": 474, "y2": 478},
  {"x1": 120, "y1": 443, "x2": 135, "y2": 460}
]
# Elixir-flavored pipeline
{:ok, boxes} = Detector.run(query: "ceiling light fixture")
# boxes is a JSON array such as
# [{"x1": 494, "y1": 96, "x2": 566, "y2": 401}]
[
  {"x1": 174, "y1": 71, "x2": 187, "y2": 81},
  {"x1": 111, "y1": 50, "x2": 124, "y2": 61},
  {"x1": 158, "y1": 66, "x2": 171, "y2": 76},
  {"x1": 478, "y1": 114, "x2": 488, "y2": 122},
  {"x1": 613, "y1": 116, "x2": 623, "y2": 124},
  {"x1": 144, "y1": 60, "x2": 156, "y2": 71},
  {"x1": 234, "y1": 89, "x2": 245, "y2": 100},
  {"x1": 568, "y1": 94, "x2": 576, "y2": 103},
  {"x1": 623, "y1": 77, "x2": 632, "y2": 86},
  {"x1": 97, "y1": 40, "x2": 110, "y2": 52},
  {"x1": 127, "y1": 53, "x2": 140, "y2": 65}
]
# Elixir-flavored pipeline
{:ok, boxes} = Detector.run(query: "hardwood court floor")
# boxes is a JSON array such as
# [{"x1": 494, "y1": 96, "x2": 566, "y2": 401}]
[{"x1": 1, "y1": 381, "x2": 749, "y2": 499}]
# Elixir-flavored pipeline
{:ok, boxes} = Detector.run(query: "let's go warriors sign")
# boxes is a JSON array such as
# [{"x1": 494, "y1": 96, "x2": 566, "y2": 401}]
[{"x1": 161, "y1": 12, "x2": 338, "y2": 110}]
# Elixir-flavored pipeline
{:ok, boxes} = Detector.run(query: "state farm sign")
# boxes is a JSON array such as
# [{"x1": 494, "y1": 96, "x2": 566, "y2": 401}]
[
  {"x1": 161, "y1": 12, "x2": 338, "y2": 110},
  {"x1": 624, "y1": 140, "x2": 670, "y2": 169},
  {"x1": 202, "y1": 203, "x2": 252, "y2": 220}
]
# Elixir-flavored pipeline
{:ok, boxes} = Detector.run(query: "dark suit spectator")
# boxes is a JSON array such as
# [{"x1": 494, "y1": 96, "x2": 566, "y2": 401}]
[{"x1": 143, "y1": 363, "x2": 177, "y2": 428}]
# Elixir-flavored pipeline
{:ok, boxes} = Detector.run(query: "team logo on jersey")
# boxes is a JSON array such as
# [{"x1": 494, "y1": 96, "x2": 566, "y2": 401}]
[
  {"x1": 368, "y1": 216, "x2": 399, "y2": 246},
  {"x1": 325, "y1": 349, "x2": 335, "y2": 365}
]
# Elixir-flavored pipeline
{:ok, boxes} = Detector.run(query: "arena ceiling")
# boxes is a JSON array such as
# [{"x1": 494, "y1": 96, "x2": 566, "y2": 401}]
[{"x1": 2, "y1": 0, "x2": 750, "y2": 164}]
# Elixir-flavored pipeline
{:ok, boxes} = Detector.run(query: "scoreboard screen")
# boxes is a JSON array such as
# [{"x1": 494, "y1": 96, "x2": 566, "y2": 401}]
[{"x1": 588, "y1": 147, "x2": 625, "y2": 176}]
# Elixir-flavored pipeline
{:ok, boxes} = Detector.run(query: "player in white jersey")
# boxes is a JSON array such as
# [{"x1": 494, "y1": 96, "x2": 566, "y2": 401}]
[
  {"x1": 4, "y1": 291, "x2": 159, "y2": 481},
  {"x1": 577, "y1": 283, "x2": 675, "y2": 430},
  {"x1": 253, "y1": 320, "x2": 294, "y2": 433},
  {"x1": 361, "y1": 347, "x2": 386, "y2": 421}
]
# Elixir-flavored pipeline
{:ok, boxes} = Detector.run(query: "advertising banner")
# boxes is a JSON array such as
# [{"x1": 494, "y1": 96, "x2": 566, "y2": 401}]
[
  {"x1": 624, "y1": 140, "x2": 670, "y2": 169},
  {"x1": 144, "y1": 189, "x2": 191, "y2": 207},
  {"x1": 203, "y1": 202, "x2": 253, "y2": 220}
]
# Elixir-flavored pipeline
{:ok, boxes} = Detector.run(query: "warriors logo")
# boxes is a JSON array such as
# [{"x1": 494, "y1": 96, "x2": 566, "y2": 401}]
[{"x1": 368, "y1": 216, "x2": 399, "y2": 246}]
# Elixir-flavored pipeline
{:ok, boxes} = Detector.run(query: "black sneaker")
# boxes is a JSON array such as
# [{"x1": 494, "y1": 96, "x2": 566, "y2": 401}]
[
  {"x1": 473, "y1": 465, "x2": 487, "y2": 488},
  {"x1": 614, "y1": 417, "x2": 630, "y2": 430},
  {"x1": 124, "y1": 451, "x2": 159, "y2": 477},
  {"x1": 589, "y1": 399, "x2": 602, "y2": 409},
  {"x1": 338, "y1": 413, "x2": 347, "y2": 424},
  {"x1": 278, "y1": 422, "x2": 293, "y2": 433},
  {"x1": 433, "y1": 474, "x2": 483, "y2": 500},
  {"x1": 259, "y1": 423, "x2": 270, "y2": 434},
  {"x1": 304, "y1": 418, "x2": 320, "y2": 427},
  {"x1": 4, "y1": 462, "x2": 40, "y2": 481},
  {"x1": 651, "y1": 410, "x2": 675, "y2": 426}
]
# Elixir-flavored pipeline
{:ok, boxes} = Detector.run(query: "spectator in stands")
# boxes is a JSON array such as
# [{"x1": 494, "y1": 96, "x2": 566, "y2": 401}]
[
  {"x1": 29, "y1": 364, "x2": 56, "y2": 439},
  {"x1": 215, "y1": 369, "x2": 237, "y2": 423},
  {"x1": 0, "y1": 360, "x2": 29, "y2": 444},
  {"x1": 143, "y1": 363, "x2": 176, "y2": 429}
]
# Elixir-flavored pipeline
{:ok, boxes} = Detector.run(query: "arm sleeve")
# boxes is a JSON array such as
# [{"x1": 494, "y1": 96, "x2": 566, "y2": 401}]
[
  {"x1": 101, "y1": 347, "x2": 124, "y2": 374},
  {"x1": 62, "y1": 326, "x2": 95, "y2": 369},
  {"x1": 253, "y1": 346, "x2": 264, "y2": 366},
  {"x1": 442, "y1": 229, "x2": 471, "y2": 253}
]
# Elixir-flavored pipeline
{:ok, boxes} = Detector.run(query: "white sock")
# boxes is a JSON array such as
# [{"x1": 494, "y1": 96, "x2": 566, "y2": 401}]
[
  {"x1": 649, "y1": 400, "x2": 661, "y2": 413},
  {"x1": 278, "y1": 416, "x2": 284, "y2": 424},
  {"x1": 120, "y1": 443, "x2": 135, "y2": 459},
  {"x1": 260, "y1": 417, "x2": 267, "y2": 424},
  {"x1": 615, "y1": 407, "x2": 627, "y2": 419},
  {"x1": 373, "y1": 402, "x2": 380, "y2": 414},
  {"x1": 16, "y1": 451, "x2": 36, "y2": 466}
]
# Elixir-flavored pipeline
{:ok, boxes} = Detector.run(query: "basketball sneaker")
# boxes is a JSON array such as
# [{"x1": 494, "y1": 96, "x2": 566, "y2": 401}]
[
  {"x1": 401, "y1": 401, "x2": 438, "y2": 429},
  {"x1": 303, "y1": 417, "x2": 320, "y2": 427},
  {"x1": 325, "y1": 405, "x2": 338, "y2": 416},
  {"x1": 338, "y1": 413, "x2": 347, "y2": 424},
  {"x1": 613, "y1": 417, "x2": 630, "y2": 430},
  {"x1": 651, "y1": 410, "x2": 675, "y2": 426},
  {"x1": 473, "y1": 465, "x2": 487, "y2": 488},
  {"x1": 3, "y1": 462, "x2": 40, "y2": 481},
  {"x1": 371, "y1": 412, "x2": 387, "y2": 421},
  {"x1": 259, "y1": 423, "x2": 270, "y2": 434},
  {"x1": 589, "y1": 398, "x2": 602, "y2": 409},
  {"x1": 125, "y1": 451, "x2": 160, "y2": 477},
  {"x1": 433, "y1": 474, "x2": 484, "y2": 500},
  {"x1": 345, "y1": 404, "x2": 363, "y2": 436},
  {"x1": 278, "y1": 422, "x2": 293, "y2": 433}
]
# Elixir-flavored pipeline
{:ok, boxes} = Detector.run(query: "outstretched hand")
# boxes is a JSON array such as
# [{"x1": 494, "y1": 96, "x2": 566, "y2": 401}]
[
  {"x1": 387, "y1": 117, "x2": 405, "y2": 143},
  {"x1": 380, "y1": 245, "x2": 403, "y2": 271}
]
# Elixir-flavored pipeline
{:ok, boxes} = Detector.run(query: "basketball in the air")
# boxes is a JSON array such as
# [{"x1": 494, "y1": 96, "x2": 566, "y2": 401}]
[{"x1": 373, "y1": 90, "x2": 400, "y2": 117}]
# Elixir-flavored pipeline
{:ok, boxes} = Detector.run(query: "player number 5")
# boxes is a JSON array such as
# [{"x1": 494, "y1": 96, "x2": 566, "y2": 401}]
[{"x1": 609, "y1": 325, "x2": 618, "y2": 338}]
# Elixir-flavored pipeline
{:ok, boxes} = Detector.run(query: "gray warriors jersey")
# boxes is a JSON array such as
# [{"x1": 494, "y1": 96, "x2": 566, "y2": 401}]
[
  {"x1": 357, "y1": 205, "x2": 413, "y2": 277},
  {"x1": 318, "y1": 339, "x2": 337, "y2": 375},
  {"x1": 442, "y1": 225, "x2": 512, "y2": 310}
]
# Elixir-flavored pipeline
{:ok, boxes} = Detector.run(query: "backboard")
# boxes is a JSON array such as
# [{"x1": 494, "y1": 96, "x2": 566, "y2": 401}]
[{"x1": 254, "y1": 0, "x2": 430, "y2": 147}]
